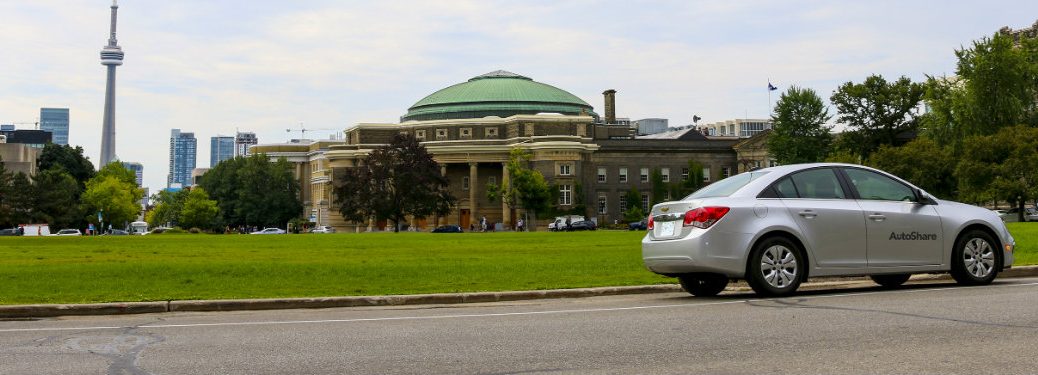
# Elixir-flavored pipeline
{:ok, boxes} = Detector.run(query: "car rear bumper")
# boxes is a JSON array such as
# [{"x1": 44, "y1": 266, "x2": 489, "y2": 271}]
[{"x1": 641, "y1": 228, "x2": 753, "y2": 278}]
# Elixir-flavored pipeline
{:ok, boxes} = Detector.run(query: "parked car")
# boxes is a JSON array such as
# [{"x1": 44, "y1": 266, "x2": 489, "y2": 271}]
[
  {"x1": 250, "y1": 228, "x2": 286, "y2": 235},
  {"x1": 1003, "y1": 207, "x2": 1038, "y2": 222},
  {"x1": 628, "y1": 219, "x2": 648, "y2": 231},
  {"x1": 431, "y1": 225, "x2": 464, "y2": 233},
  {"x1": 310, "y1": 226, "x2": 336, "y2": 234},
  {"x1": 548, "y1": 215, "x2": 585, "y2": 231},
  {"x1": 54, "y1": 229, "x2": 82, "y2": 236},
  {"x1": 568, "y1": 220, "x2": 597, "y2": 231},
  {"x1": 106, "y1": 229, "x2": 130, "y2": 235},
  {"x1": 0, "y1": 228, "x2": 21, "y2": 236},
  {"x1": 643, "y1": 163, "x2": 1015, "y2": 297}
]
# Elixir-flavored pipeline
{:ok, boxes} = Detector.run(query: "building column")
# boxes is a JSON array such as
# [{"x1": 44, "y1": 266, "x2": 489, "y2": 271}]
[
  {"x1": 501, "y1": 162, "x2": 511, "y2": 230},
  {"x1": 435, "y1": 164, "x2": 448, "y2": 226},
  {"x1": 469, "y1": 162, "x2": 478, "y2": 228}
]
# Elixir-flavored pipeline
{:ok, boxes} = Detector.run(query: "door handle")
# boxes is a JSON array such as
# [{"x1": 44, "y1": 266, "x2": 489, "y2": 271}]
[
  {"x1": 868, "y1": 213, "x2": 886, "y2": 222},
  {"x1": 798, "y1": 210, "x2": 817, "y2": 219}
]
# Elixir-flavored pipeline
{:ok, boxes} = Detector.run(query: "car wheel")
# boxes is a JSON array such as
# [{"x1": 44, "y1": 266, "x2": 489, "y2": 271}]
[
  {"x1": 678, "y1": 274, "x2": 729, "y2": 297},
  {"x1": 870, "y1": 274, "x2": 911, "y2": 288},
  {"x1": 746, "y1": 237, "x2": 804, "y2": 297},
  {"x1": 950, "y1": 229, "x2": 999, "y2": 285}
]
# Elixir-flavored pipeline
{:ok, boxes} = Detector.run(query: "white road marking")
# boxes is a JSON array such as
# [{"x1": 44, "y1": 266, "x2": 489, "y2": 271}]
[{"x1": 2, "y1": 281, "x2": 1036, "y2": 334}]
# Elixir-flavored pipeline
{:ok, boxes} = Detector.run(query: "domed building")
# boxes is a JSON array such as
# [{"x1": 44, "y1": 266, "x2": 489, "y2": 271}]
[{"x1": 318, "y1": 70, "x2": 740, "y2": 232}]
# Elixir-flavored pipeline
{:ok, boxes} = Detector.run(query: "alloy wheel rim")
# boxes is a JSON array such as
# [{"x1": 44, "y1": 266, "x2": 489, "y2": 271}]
[
  {"x1": 761, "y1": 245, "x2": 798, "y2": 289},
  {"x1": 963, "y1": 237, "x2": 995, "y2": 279}
]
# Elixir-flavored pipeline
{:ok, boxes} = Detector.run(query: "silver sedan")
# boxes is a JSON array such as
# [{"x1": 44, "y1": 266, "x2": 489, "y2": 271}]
[{"x1": 642, "y1": 163, "x2": 1016, "y2": 297}]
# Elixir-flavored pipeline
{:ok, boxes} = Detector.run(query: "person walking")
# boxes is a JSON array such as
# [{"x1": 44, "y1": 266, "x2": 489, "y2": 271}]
[
  {"x1": 480, "y1": 216, "x2": 487, "y2": 232},
  {"x1": 517, "y1": 218, "x2": 524, "y2": 232}
]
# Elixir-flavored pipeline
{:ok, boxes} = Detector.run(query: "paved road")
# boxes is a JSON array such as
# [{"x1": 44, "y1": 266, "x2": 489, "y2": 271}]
[{"x1": 2, "y1": 277, "x2": 1037, "y2": 375}]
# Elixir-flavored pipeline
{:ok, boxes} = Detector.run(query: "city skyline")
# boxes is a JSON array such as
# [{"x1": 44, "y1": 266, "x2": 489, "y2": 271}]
[{"x1": 1, "y1": 1, "x2": 1036, "y2": 192}]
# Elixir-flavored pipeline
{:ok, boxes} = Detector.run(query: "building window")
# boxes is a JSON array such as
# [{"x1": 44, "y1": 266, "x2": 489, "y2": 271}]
[
  {"x1": 619, "y1": 167, "x2": 628, "y2": 183},
  {"x1": 598, "y1": 196, "x2": 607, "y2": 214},
  {"x1": 485, "y1": 127, "x2": 498, "y2": 138},
  {"x1": 559, "y1": 184, "x2": 572, "y2": 205},
  {"x1": 597, "y1": 167, "x2": 607, "y2": 183},
  {"x1": 703, "y1": 167, "x2": 711, "y2": 182},
  {"x1": 436, "y1": 129, "x2": 448, "y2": 140},
  {"x1": 661, "y1": 168, "x2": 670, "y2": 183},
  {"x1": 641, "y1": 193, "x2": 650, "y2": 212},
  {"x1": 488, "y1": 176, "x2": 496, "y2": 186},
  {"x1": 460, "y1": 128, "x2": 472, "y2": 139},
  {"x1": 722, "y1": 167, "x2": 732, "y2": 178},
  {"x1": 415, "y1": 129, "x2": 426, "y2": 141},
  {"x1": 559, "y1": 164, "x2": 572, "y2": 176},
  {"x1": 462, "y1": 176, "x2": 470, "y2": 190},
  {"x1": 640, "y1": 168, "x2": 649, "y2": 183},
  {"x1": 681, "y1": 167, "x2": 689, "y2": 181},
  {"x1": 619, "y1": 197, "x2": 627, "y2": 213}
]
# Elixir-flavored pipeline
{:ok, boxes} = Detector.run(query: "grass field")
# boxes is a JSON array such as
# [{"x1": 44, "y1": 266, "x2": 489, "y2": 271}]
[{"x1": 1, "y1": 224, "x2": 1034, "y2": 305}]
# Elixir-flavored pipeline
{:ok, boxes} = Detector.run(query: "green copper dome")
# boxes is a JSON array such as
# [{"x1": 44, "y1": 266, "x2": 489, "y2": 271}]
[{"x1": 401, "y1": 70, "x2": 598, "y2": 122}]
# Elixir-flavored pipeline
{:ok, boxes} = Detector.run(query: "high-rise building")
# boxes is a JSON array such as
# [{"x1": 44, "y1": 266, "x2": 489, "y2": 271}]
[
  {"x1": 210, "y1": 136, "x2": 234, "y2": 167},
  {"x1": 121, "y1": 161, "x2": 143, "y2": 186},
  {"x1": 234, "y1": 132, "x2": 258, "y2": 157},
  {"x1": 0, "y1": 129, "x2": 52, "y2": 149},
  {"x1": 168, "y1": 129, "x2": 196, "y2": 188},
  {"x1": 39, "y1": 108, "x2": 70, "y2": 145},
  {"x1": 99, "y1": 0, "x2": 124, "y2": 167}
]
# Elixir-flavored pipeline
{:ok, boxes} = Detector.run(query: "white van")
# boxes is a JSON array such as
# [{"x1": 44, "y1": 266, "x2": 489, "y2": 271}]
[
  {"x1": 130, "y1": 221, "x2": 149, "y2": 235},
  {"x1": 19, "y1": 224, "x2": 51, "y2": 236}
]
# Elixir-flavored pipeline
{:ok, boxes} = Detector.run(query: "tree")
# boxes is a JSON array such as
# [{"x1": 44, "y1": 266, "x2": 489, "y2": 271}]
[
  {"x1": 30, "y1": 168, "x2": 81, "y2": 229},
  {"x1": 955, "y1": 125, "x2": 1038, "y2": 221},
  {"x1": 0, "y1": 157, "x2": 11, "y2": 227},
  {"x1": 81, "y1": 163, "x2": 144, "y2": 230},
  {"x1": 830, "y1": 75, "x2": 925, "y2": 160},
  {"x1": 179, "y1": 187, "x2": 220, "y2": 230},
  {"x1": 37, "y1": 144, "x2": 95, "y2": 189},
  {"x1": 333, "y1": 133, "x2": 455, "y2": 232},
  {"x1": 650, "y1": 168, "x2": 666, "y2": 205},
  {"x1": 147, "y1": 189, "x2": 189, "y2": 228},
  {"x1": 922, "y1": 32, "x2": 1038, "y2": 152},
  {"x1": 6, "y1": 173, "x2": 34, "y2": 226},
  {"x1": 867, "y1": 138, "x2": 957, "y2": 199},
  {"x1": 623, "y1": 187, "x2": 644, "y2": 223},
  {"x1": 767, "y1": 86, "x2": 833, "y2": 164},
  {"x1": 492, "y1": 148, "x2": 553, "y2": 230},
  {"x1": 200, "y1": 154, "x2": 303, "y2": 228}
]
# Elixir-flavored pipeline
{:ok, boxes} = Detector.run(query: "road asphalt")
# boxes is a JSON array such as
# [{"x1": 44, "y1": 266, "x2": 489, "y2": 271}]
[{"x1": 2, "y1": 265, "x2": 1036, "y2": 319}]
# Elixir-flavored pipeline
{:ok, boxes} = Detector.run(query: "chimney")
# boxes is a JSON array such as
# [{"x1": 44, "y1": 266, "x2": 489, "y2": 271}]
[{"x1": 602, "y1": 89, "x2": 616, "y2": 124}]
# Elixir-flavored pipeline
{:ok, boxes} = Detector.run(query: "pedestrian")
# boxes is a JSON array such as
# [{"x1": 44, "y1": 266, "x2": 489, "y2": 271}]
[
  {"x1": 517, "y1": 218, "x2": 524, "y2": 232},
  {"x1": 480, "y1": 216, "x2": 487, "y2": 232},
  {"x1": 565, "y1": 216, "x2": 571, "y2": 231}
]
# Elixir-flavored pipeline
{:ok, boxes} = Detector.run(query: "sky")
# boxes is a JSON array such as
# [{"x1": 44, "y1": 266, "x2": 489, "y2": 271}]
[{"x1": 1, "y1": 0, "x2": 1036, "y2": 192}]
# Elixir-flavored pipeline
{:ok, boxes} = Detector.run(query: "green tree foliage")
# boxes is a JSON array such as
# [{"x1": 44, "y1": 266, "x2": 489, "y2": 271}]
[
  {"x1": 831, "y1": 75, "x2": 925, "y2": 160},
  {"x1": 2, "y1": 172, "x2": 33, "y2": 226},
  {"x1": 200, "y1": 154, "x2": 303, "y2": 228},
  {"x1": 147, "y1": 189, "x2": 189, "y2": 228},
  {"x1": 767, "y1": 86, "x2": 833, "y2": 164},
  {"x1": 956, "y1": 125, "x2": 1038, "y2": 221},
  {"x1": 623, "y1": 187, "x2": 644, "y2": 223},
  {"x1": 333, "y1": 133, "x2": 455, "y2": 232},
  {"x1": 81, "y1": 170, "x2": 142, "y2": 230},
  {"x1": 489, "y1": 148, "x2": 553, "y2": 228},
  {"x1": 30, "y1": 168, "x2": 82, "y2": 229},
  {"x1": 0, "y1": 157, "x2": 11, "y2": 227},
  {"x1": 179, "y1": 187, "x2": 220, "y2": 230},
  {"x1": 867, "y1": 138, "x2": 957, "y2": 199},
  {"x1": 922, "y1": 32, "x2": 1038, "y2": 152},
  {"x1": 650, "y1": 168, "x2": 666, "y2": 205},
  {"x1": 37, "y1": 144, "x2": 95, "y2": 189}
]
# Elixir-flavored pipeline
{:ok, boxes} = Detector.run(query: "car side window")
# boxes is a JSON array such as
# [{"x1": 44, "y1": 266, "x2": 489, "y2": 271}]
[
  {"x1": 844, "y1": 168, "x2": 915, "y2": 201},
  {"x1": 774, "y1": 177, "x2": 799, "y2": 198},
  {"x1": 789, "y1": 169, "x2": 846, "y2": 199}
]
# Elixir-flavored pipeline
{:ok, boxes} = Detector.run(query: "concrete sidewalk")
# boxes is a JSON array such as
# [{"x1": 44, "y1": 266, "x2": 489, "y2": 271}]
[{"x1": 3, "y1": 266, "x2": 1036, "y2": 319}]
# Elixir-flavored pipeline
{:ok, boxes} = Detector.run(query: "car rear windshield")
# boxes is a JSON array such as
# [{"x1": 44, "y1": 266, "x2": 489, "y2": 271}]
[{"x1": 685, "y1": 171, "x2": 769, "y2": 199}]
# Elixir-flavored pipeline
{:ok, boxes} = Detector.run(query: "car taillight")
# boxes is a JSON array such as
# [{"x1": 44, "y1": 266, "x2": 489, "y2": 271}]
[
  {"x1": 647, "y1": 215, "x2": 654, "y2": 230},
  {"x1": 683, "y1": 206, "x2": 730, "y2": 229}
]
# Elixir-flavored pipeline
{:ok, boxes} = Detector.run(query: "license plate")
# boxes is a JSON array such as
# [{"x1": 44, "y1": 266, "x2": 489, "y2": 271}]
[{"x1": 659, "y1": 221, "x2": 675, "y2": 237}]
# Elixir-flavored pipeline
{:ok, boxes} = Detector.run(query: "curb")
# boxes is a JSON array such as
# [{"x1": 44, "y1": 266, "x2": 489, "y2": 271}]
[{"x1": 3, "y1": 266, "x2": 1036, "y2": 319}]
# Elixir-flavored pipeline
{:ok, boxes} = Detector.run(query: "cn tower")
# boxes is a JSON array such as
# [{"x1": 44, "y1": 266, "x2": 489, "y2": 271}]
[{"x1": 99, "y1": 0, "x2": 124, "y2": 167}]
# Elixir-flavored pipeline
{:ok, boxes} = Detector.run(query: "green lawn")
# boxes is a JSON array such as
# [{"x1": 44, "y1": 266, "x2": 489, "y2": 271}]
[
  {"x1": 0, "y1": 231, "x2": 668, "y2": 305},
  {"x1": 1, "y1": 224, "x2": 1034, "y2": 306}
]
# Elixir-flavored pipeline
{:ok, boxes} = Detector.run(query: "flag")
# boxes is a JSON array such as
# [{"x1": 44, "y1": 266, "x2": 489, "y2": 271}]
[{"x1": 768, "y1": 82, "x2": 778, "y2": 91}]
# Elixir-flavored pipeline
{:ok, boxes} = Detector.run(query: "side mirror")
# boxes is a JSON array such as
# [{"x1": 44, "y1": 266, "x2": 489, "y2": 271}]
[{"x1": 915, "y1": 189, "x2": 936, "y2": 205}]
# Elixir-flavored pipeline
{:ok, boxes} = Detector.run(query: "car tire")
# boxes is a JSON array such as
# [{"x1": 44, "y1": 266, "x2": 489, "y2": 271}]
[
  {"x1": 746, "y1": 236, "x2": 805, "y2": 297},
  {"x1": 678, "y1": 274, "x2": 729, "y2": 297},
  {"x1": 950, "y1": 229, "x2": 1000, "y2": 286},
  {"x1": 870, "y1": 274, "x2": 911, "y2": 288}
]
